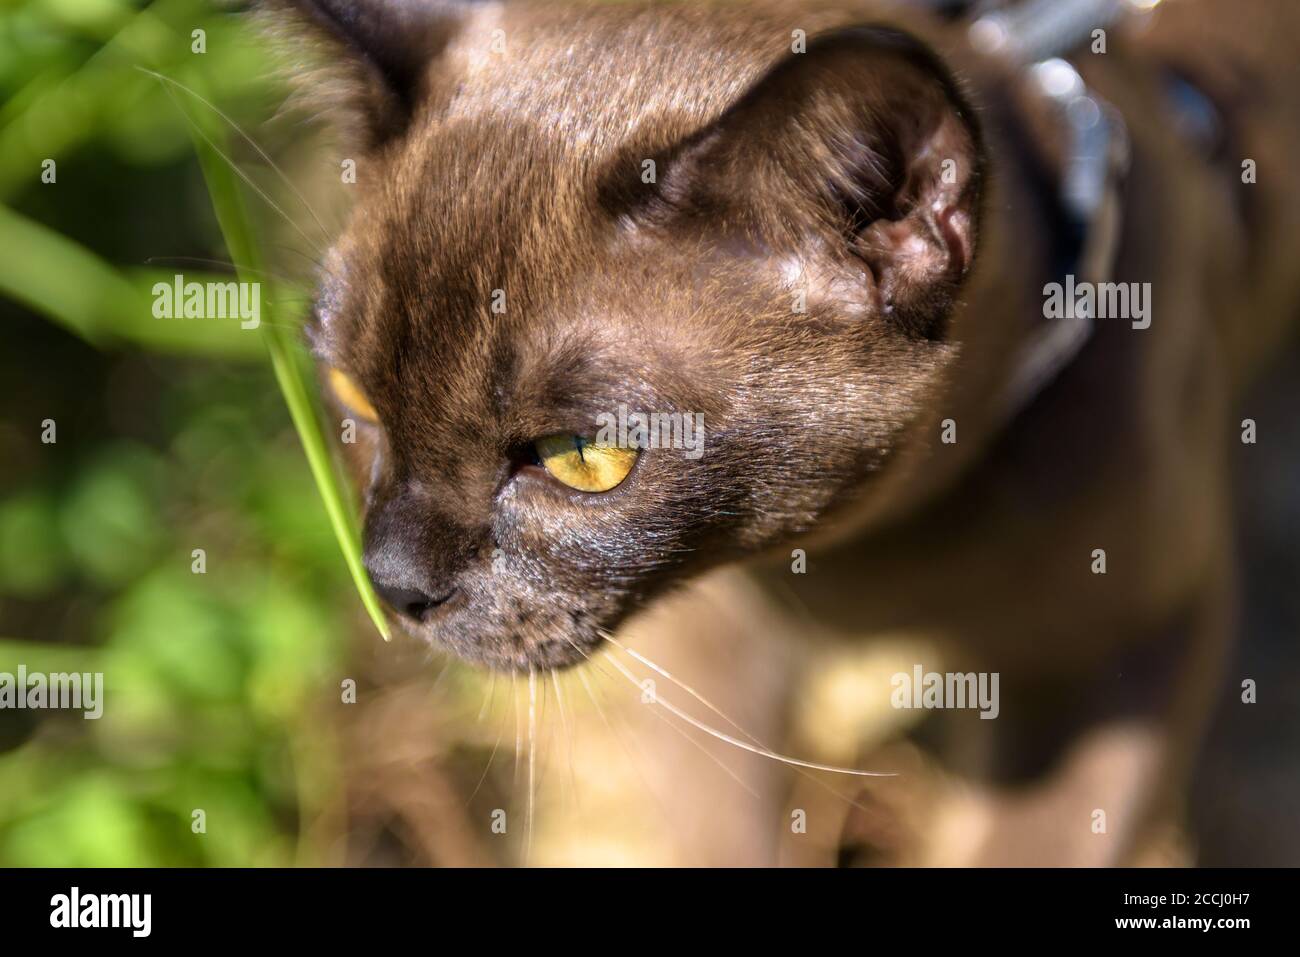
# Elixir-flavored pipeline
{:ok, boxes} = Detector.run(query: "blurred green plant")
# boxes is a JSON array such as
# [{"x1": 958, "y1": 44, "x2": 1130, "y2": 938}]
[
  {"x1": 155, "y1": 68, "x2": 392, "y2": 643},
  {"x1": 0, "y1": 0, "x2": 375, "y2": 866}
]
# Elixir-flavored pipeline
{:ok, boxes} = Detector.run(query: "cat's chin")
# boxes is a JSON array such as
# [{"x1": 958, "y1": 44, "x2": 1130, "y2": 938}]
[
  {"x1": 443, "y1": 635, "x2": 609, "y2": 675},
  {"x1": 393, "y1": 608, "x2": 613, "y2": 674}
]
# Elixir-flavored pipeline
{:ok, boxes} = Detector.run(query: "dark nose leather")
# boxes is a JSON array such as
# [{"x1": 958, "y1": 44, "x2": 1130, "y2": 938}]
[
  {"x1": 370, "y1": 579, "x2": 455, "y2": 623},
  {"x1": 362, "y1": 491, "x2": 469, "y2": 624},
  {"x1": 363, "y1": 483, "x2": 477, "y2": 624}
]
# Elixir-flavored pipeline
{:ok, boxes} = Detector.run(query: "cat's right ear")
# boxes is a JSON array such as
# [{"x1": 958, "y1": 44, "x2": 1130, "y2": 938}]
[
  {"x1": 631, "y1": 25, "x2": 985, "y2": 339},
  {"x1": 257, "y1": 0, "x2": 485, "y2": 149}
]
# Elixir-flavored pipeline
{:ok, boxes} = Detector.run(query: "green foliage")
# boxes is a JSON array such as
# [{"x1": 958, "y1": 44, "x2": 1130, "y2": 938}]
[{"x1": 0, "y1": 0, "x2": 368, "y2": 866}]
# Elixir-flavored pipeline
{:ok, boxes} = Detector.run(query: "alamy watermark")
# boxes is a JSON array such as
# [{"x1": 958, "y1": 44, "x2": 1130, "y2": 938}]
[
  {"x1": 50, "y1": 887, "x2": 150, "y2": 937},
  {"x1": 891, "y1": 665, "x2": 1000, "y2": 720},
  {"x1": 595, "y1": 402, "x2": 705, "y2": 459},
  {"x1": 152, "y1": 274, "x2": 260, "y2": 329},
  {"x1": 1044, "y1": 274, "x2": 1151, "y2": 330},
  {"x1": 0, "y1": 666, "x2": 103, "y2": 719}
]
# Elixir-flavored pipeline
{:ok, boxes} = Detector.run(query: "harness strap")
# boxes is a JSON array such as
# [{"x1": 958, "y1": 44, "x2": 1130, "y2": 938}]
[
  {"x1": 998, "y1": 57, "x2": 1130, "y2": 416},
  {"x1": 958, "y1": 0, "x2": 1135, "y2": 417}
]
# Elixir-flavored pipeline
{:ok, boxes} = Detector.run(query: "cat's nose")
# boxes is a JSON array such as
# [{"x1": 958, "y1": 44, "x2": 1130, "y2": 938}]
[
  {"x1": 370, "y1": 577, "x2": 456, "y2": 623},
  {"x1": 362, "y1": 488, "x2": 472, "y2": 623}
]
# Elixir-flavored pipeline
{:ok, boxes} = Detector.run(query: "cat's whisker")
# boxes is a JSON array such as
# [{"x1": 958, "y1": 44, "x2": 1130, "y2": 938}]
[
  {"x1": 467, "y1": 677, "x2": 507, "y2": 806},
  {"x1": 526, "y1": 668, "x2": 537, "y2": 867},
  {"x1": 477, "y1": 671, "x2": 497, "y2": 724},
  {"x1": 559, "y1": 634, "x2": 754, "y2": 821},
  {"x1": 578, "y1": 662, "x2": 680, "y2": 832},
  {"x1": 600, "y1": 651, "x2": 895, "y2": 778},
  {"x1": 599, "y1": 631, "x2": 756, "y2": 744},
  {"x1": 573, "y1": 664, "x2": 608, "y2": 731},
  {"x1": 565, "y1": 647, "x2": 675, "y2": 827},
  {"x1": 599, "y1": 629, "x2": 886, "y2": 813},
  {"x1": 254, "y1": 320, "x2": 319, "y2": 336},
  {"x1": 427, "y1": 653, "x2": 456, "y2": 702},
  {"x1": 645, "y1": 701, "x2": 760, "y2": 798},
  {"x1": 511, "y1": 672, "x2": 521, "y2": 797},
  {"x1": 579, "y1": 634, "x2": 759, "y2": 800},
  {"x1": 768, "y1": 575, "x2": 823, "y2": 630},
  {"x1": 551, "y1": 670, "x2": 579, "y2": 809},
  {"x1": 146, "y1": 75, "x2": 327, "y2": 260},
  {"x1": 557, "y1": 635, "x2": 632, "y2": 700},
  {"x1": 594, "y1": 633, "x2": 760, "y2": 797},
  {"x1": 143, "y1": 255, "x2": 299, "y2": 286},
  {"x1": 136, "y1": 67, "x2": 333, "y2": 248},
  {"x1": 273, "y1": 243, "x2": 328, "y2": 275}
]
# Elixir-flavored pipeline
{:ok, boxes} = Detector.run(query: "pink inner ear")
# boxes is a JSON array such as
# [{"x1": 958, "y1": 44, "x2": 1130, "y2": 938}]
[
  {"x1": 858, "y1": 218, "x2": 945, "y2": 291},
  {"x1": 853, "y1": 189, "x2": 975, "y2": 334},
  {"x1": 938, "y1": 205, "x2": 974, "y2": 280}
]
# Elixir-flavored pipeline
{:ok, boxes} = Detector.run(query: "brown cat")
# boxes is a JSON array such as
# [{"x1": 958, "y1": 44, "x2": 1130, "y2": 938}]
[{"x1": 261, "y1": 0, "x2": 1300, "y2": 864}]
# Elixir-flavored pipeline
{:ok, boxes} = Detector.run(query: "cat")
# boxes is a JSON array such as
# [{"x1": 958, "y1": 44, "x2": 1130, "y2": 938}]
[{"x1": 260, "y1": 0, "x2": 1300, "y2": 864}]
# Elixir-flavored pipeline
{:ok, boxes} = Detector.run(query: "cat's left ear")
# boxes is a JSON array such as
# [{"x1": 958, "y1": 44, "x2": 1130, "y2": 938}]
[
  {"x1": 649, "y1": 26, "x2": 985, "y2": 337},
  {"x1": 257, "y1": 0, "x2": 486, "y2": 149}
]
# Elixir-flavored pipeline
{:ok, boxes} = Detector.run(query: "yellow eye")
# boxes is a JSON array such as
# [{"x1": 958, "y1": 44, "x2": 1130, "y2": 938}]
[
  {"x1": 327, "y1": 368, "x2": 378, "y2": 421},
  {"x1": 535, "y1": 435, "x2": 637, "y2": 492}
]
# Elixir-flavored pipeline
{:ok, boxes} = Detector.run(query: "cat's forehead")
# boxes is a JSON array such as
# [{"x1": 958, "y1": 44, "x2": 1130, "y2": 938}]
[
  {"x1": 411, "y1": 0, "x2": 869, "y2": 174},
  {"x1": 326, "y1": 9, "x2": 794, "y2": 358},
  {"x1": 374, "y1": 7, "x2": 787, "y2": 225},
  {"x1": 440, "y1": 3, "x2": 789, "y2": 148}
]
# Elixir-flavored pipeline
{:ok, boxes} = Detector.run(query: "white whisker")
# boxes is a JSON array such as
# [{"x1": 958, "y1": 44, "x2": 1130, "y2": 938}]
[
  {"x1": 467, "y1": 679, "x2": 507, "y2": 805},
  {"x1": 155, "y1": 80, "x2": 325, "y2": 259},
  {"x1": 143, "y1": 255, "x2": 299, "y2": 286},
  {"x1": 594, "y1": 633, "x2": 763, "y2": 797},
  {"x1": 137, "y1": 67, "x2": 333, "y2": 248},
  {"x1": 647, "y1": 703, "x2": 760, "y2": 798},
  {"x1": 601, "y1": 653, "x2": 894, "y2": 778},
  {"x1": 600, "y1": 630, "x2": 886, "y2": 813},
  {"x1": 575, "y1": 663, "x2": 677, "y2": 830},
  {"x1": 511, "y1": 672, "x2": 521, "y2": 796},
  {"x1": 600, "y1": 631, "x2": 755, "y2": 743},
  {"x1": 551, "y1": 671, "x2": 579, "y2": 809},
  {"x1": 526, "y1": 668, "x2": 537, "y2": 867},
  {"x1": 478, "y1": 671, "x2": 497, "y2": 724}
]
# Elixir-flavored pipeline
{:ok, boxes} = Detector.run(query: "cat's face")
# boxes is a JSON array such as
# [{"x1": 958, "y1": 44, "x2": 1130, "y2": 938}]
[{"x1": 276, "y1": 0, "x2": 983, "y2": 670}]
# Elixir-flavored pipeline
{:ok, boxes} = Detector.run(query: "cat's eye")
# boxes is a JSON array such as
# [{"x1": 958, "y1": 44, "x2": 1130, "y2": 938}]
[
  {"x1": 534, "y1": 434, "x2": 637, "y2": 493},
  {"x1": 327, "y1": 368, "x2": 378, "y2": 422}
]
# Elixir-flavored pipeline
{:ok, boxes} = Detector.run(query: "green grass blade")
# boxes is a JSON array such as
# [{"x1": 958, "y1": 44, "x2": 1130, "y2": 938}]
[{"x1": 163, "y1": 76, "x2": 391, "y2": 642}]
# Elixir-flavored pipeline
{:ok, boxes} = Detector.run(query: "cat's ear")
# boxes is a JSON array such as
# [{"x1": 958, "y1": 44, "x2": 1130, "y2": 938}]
[
  {"x1": 654, "y1": 26, "x2": 984, "y2": 337},
  {"x1": 257, "y1": 0, "x2": 484, "y2": 149}
]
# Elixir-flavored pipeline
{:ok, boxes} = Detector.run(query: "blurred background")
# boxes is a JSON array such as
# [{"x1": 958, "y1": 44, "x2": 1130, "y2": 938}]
[
  {"x1": 0, "y1": 0, "x2": 366, "y2": 866},
  {"x1": 2, "y1": 0, "x2": 1297, "y2": 868}
]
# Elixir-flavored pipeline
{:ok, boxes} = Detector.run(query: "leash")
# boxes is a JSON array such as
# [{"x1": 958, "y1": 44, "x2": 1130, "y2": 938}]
[
  {"x1": 918, "y1": 0, "x2": 1138, "y2": 417},
  {"x1": 996, "y1": 53, "x2": 1131, "y2": 416}
]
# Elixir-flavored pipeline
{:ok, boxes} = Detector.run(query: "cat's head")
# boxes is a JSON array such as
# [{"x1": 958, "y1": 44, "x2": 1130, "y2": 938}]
[{"x1": 264, "y1": 0, "x2": 984, "y2": 670}]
